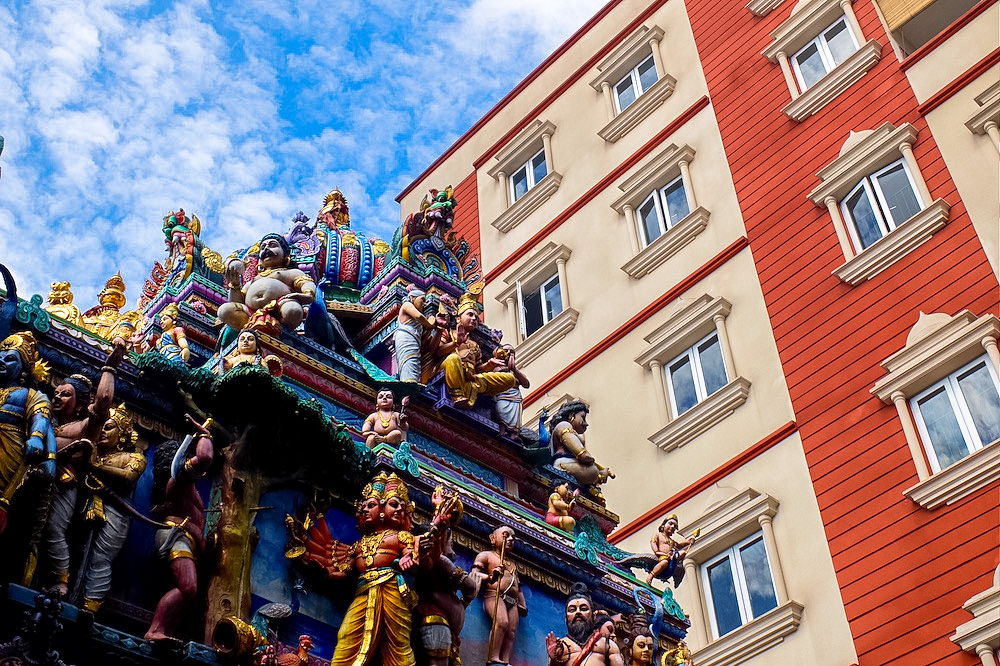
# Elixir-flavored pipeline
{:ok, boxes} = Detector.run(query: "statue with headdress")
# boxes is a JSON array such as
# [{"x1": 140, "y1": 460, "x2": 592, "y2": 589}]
[
  {"x1": 545, "y1": 583, "x2": 623, "y2": 666},
  {"x1": 154, "y1": 303, "x2": 191, "y2": 363},
  {"x1": 548, "y1": 401, "x2": 614, "y2": 502},
  {"x1": 393, "y1": 285, "x2": 445, "y2": 383}
]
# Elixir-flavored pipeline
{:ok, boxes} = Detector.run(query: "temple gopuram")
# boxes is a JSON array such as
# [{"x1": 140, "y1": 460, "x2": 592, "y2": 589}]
[{"x1": 0, "y1": 189, "x2": 694, "y2": 666}]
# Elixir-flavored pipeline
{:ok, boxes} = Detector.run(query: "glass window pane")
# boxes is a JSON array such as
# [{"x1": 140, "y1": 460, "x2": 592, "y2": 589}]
[
  {"x1": 638, "y1": 196, "x2": 662, "y2": 245},
  {"x1": 739, "y1": 538, "x2": 778, "y2": 619},
  {"x1": 794, "y1": 43, "x2": 827, "y2": 89},
  {"x1": 543, "y1": 278, "x2": 562, "y2": 322},
  {"x1": 531, "y1": 151, "x2": 547, "y2": 185},
  {"x1": 823, "y1": 20, "x2": 856, "y2": 65},
  {"x1": 698, "y1": 335, "x2": 728, "y2": 395},
  {"x1": 875, "y1": 164, "x2": 921, "y2": 226},
  {"x1": 957, "y1": 363, "x2": 1000, "y2": 446},
  {"x1": 845, "y1": 186, "x2": 884, "y2": 249},
  {"x1": 662, "y1": 179, "x2": 690, "y2": 226},
  {"x1": 511, "y1": 167, "x2": 529, "y2": 202},
  {"x1": 916, "y1": 388, "x2": 972, "y2": 468},
  {"x1": 616, "y1": 77, "x2": 637, "y2": 111},
  {"x1": 669, "y1": 356, "x2": 699, "y2": 415},
  {"x1": 522, "y1": 289, "x2": 543, "y2": 337},
  {"x1": 707, "y1": 557, "x2": 743, "y2": 636},
  {"x1": 637, "y1": 56, "x2": 658, "y2": 93}
]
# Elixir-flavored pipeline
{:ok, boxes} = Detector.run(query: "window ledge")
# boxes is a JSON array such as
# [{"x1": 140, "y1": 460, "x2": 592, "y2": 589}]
[
  {"x1": 692, "y1": 600, "x2": 804, "y2": 666},
  {"x1": 905, "y1": 439, "x2": 1000, "y2": 509},
  {"x1": 966, "y1": 80, "x2": 1000, "y2": 135},
  {"x1": 783, "y1": 40, "x2": 882, "y2": 122},
  {"x1": 514, "y1": 307, "x2": 579, "y2": 368},
  {"x1": 621, "y1": 207, "x2": 710, "y2": 279},
  {"x1": 648, "y1": 377, "x2": 751, "y2": 452},
  {"x1": 833, "y1": 198, "x2": 950, "y2": 285},
  {"x1": 951, "y1": 582, "x2": 1000, "y2": 653},
  {"x1": 491, "y1": 171, "x2": 563, "y2": 233},
  {"x1": 746, "y1": 0, "x2": 785, "y2": 16},
  {"x1": 598, "y1": 74, "x2": 677, "y2": 143}
]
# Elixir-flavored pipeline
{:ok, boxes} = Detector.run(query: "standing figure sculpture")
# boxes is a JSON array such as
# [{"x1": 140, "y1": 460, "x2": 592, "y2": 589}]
[
  {"x1": 545, "y1": 584, "x2": 623, "y2": 666},
  {"x1": 155, "y1": 304, "x2": 191, "y2": 363},
  {"x1": 299, "y1": 472, "x2": 418, "y2": 666},
  {"x1": 491, "y1": 344, "x2": 529, "y2": 440},
  {"x1": 145, "y1": 417, "x2": 214, "y2": 641},
  {"x1": 436, "y1": 293, "x2": 526, "y2": 409},
  {"x1": 220, "y1": 234, "x2": 317, "y2": 336},
  {"x1": 361, "y1": 389, "x2": 409, "y2": 449},
  {"x1": 473, "y1": 526, "x2": 526, "y2": 666},
  {"x1": 393, "y1": 287, "x2": 441, "y2": 383},
  {"x1": 545, "y1": 483, "x2": 577, "y2": 533},
  {"x1": 548, "y1": 402, "x2": 613, "y2": 499},
  {"x1": 645, "y1": 515, "x2": 698, "y2": 588},
  {"x1": 44, "y1": 344, "x2": 126, "y2": 595},
  {"x1": 76, "y1": 404, "x2": 147, "y2": 612}
]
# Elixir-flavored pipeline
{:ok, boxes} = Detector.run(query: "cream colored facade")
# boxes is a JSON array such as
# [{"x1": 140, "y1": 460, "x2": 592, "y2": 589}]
[{"x1": 400, "y1": 1, "x2": 860, "y2": 661}]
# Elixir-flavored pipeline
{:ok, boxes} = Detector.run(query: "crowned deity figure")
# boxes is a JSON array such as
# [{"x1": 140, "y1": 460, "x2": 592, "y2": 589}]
[
  {"x1": 645, "y1": 515, "x2": 698, "y2": 588},
  {"x1": 546, "y1": 584, "x2": 624, "y2": 666},
  {"x1": 155, "y1": 304, "x2": 191, "y2": 364},
  {"x1": 474, "y1": 526, "x2": 527, "y2": 666},
  {"x1": 548, "y1": 402, "x2": 613, "y2": 499},
  {"x1": 434, "y1": 293, "x2": 527, "y2": 409},
  {"x1": 44, "y1": 282, "x2": 84, "y2": 327},
  {"x1": 80, "y1": 274, "x2": 144, "y2": 345},
  {"x1": 220, "y1": 234, "x2": 317, "y2": 336},
  {"x1": 215, "y1": 329, "x2": 282, "y2": 376},
  {"x1": 299, "y1": 472, "x2": 418, "y2": 666},
  {"x1": 620, "y1": 615, "x2": 654, "y2": 666}
]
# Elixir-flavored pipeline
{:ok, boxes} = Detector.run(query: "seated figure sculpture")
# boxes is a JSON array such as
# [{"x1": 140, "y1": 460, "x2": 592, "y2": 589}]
[
  {"x1": 548, "y1": 402, "x2": 613, "y2": 499},
  {"x1": 220, "y1": 234, "x2": 317, "y2": 336},
  {"x1": 216, "y1": 329, "x2": 282, "y2": 376},
  {"x1": 155, "y1": 304, "x2": 190, "y2": 363},
  {"x1": 435, "y1": 293, "x2": 527, "y2": 409},
  {"x1": 545, "y1": 483, "x2": 577, "y2": 533},
  {"x1": 361, "y1": 389, "x2": 409, "y2": 449}
]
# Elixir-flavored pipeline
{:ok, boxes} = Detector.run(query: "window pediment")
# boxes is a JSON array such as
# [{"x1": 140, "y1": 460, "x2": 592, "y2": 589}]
[
  {"x1": 683, "y1": 488, "x2": 779, "y2": 562},
  {"x1": 763, "y1": 0, "x2": 852, "y2": 61},
  {"x1": 496, "y1": 242, "x2": 572, "y2": 303},
  {"x1": 613, "y1": 144, "x2": 697, "y2": 213},
  {"x1": 809, "y1": 123, "x2": 918, "y2": 204},
  {"x1": 635, "y1": 295, "x2": 731, "y2": 368},
  {"x1": 966, "y1": 81, "x2": 1000, "y2": 136},
  {"x1": 487, "y1": 120, "x2": 557, "y2": 181},
  {"x1": 590, "y1": 25, "x2": 666, "y2": 92}
]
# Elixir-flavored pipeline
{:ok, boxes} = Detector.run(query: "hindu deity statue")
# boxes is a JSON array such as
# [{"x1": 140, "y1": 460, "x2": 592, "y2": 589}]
[
  {"x1": 393, "y1": 286, "x2": 444, "y2": 383},
  {"x1": 645, "y1": 515, "x2": 698, "y2": 588},
  {"x1": 545, "y1": 483, "x2": 577, "y2": 533},
  {"x1": 155, "y1": 304, "x2": 191, "y2": 363},
  {"x1": 314, "y1": 190, "x2": 391, "y2": 296},
  {"x1": 548, "y1": 402, "x2": 613, "y2": 499},
  {"x1": 220, "y1": 234, "x2": 317, "y2": 336},
  {"x1": 145, "y1": 417, "x2": 214, "y2": 642},
  {"x1": 0, "y1": 332, "x2": 54, "y2": 536},
  {"x1": 80, "y1": 274, "x2": 144, "y2": 344},
  {"x1": 361, "y1": 389, "x2": 409, "y2": 449},
  {"x1": 620, "y1": 615, "x2": 654, "y2": 666},
  {"x1": 434, "y1": 292, "x2": 527, "y2": 409},
  {"x1": 76, "y1": 404, "x2": 147, "y2": 612},
  {"x1": 491, "y1": 344, "x2": 529, "y2": 440},
  {"x1": 473, "y1": 526, "x2": 527, "y2": 666},
  {"x1": 299, "y1": 472, "x2": 418, "y2": 666},
  {"x1": 545, "y1": 584, "x2": 624, "y2": 666},
  {"x1": 216, "y1": 329, "x2": 282, "y2": 376},
  {"x1": 43, "y1": 282, "x2": 83, "y2": 327}
]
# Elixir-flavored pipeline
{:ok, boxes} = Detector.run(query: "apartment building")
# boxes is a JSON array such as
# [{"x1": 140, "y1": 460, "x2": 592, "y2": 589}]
[{"x1": 398, "y1": 0, "x2": 1000, "y2": 663}]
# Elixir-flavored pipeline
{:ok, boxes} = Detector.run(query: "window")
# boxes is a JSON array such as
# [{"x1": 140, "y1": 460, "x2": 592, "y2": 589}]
[
  {"x1": 487, "y1": 120, "x2": 561, "y2": 233},
  {"x1": 590, "y1": 25, "x2": 675, "y2": 143},
  {"x1": 809, "y1": 122, "x2": 950, "y2": 285},
  {"x1": 841, "y1": 159, "x2": 922, "y2": 250},
  {"x1": 519, "y1": 273, "x2": 563, "y2": 338},
  {"x1": 763, "y1": 0, "x2": 882, "y2": 121},
  {"x1": 703, "y1": 534, "x2": 779, "y2": 638},
  {"x1": 872, "y1": 310, "x2": 1000, "y2": 509},
  {"x1": 496, "y1": 242, "x2": 578, "y2": 367},
  {"x1": 791, "y1": 18, "x2": 859, "y2": 90},
  {"x1": 613, "y1": 55, "x2": 659, "y2": 113},
  {"x1": 510, "y1": 148, "x2": 547, "y2": 203},
  {"x1": 612, "y1": 144, "x2": 710, "y2": 278},
  {"x1": 666, "y1": 332, "x2": 728, "y2": 417},
  {"x1": 637, "y1": 176, "x2": 691, "y2": 247},
  {"x1": 911, "y1": 357, "x2": 1000, "y2": 473}
]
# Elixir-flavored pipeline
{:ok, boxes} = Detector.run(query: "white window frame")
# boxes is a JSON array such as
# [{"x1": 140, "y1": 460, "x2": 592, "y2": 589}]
[
  {"x1": 517, "y1": 272, "x2": 563, "y2": 339},
  {"x1": 910, "y1": 356, "x2": 1000, "y2": 474},
  {"x1": 665, "y1": 331, "x2": 729, "y2": 418},
  {"x1": 636, "y1": 175, "x2": 690, "y2": 248},
  {"x1": 702, "y1": 532, "x2": 780, "y2": 640},
  {"x1": 790, "y1": 17, "x2": 860, "y2": 91},
  {"x1": 487, "y1": 119, "x2": 562, "y2": 233},
  {"x1": 509, "y1": 148, "x2": 548, "y2": 204},
  {"x1": 612, "y1": 54, "x2": 659, "y2": 114},
  {"x1": 840, "y1": 158, "x2": 922, "y2": 252}
]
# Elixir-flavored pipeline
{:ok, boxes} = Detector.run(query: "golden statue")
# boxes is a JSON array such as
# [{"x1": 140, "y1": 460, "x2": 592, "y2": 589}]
[{"x1": 44, "y1": 282, "x2": 83, "y2": 327}]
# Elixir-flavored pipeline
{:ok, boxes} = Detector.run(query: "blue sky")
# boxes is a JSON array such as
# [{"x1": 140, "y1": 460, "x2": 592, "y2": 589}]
[{"x1": 0, "y1": 0, "x2": 604, "y2": 308}]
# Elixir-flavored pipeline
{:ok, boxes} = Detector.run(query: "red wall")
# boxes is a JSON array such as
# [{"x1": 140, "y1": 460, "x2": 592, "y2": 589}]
[
  {"x1": 685, "y1": 0, "x2": 999, "y2": 663},
  {"x1": 451, "y1": 171, "x2": 482, "y2": 280}
]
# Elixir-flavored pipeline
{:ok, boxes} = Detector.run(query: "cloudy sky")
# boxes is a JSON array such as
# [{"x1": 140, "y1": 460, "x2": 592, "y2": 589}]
[{"x1": 0, "y1": 0, "x2": 604, "y2": 308}]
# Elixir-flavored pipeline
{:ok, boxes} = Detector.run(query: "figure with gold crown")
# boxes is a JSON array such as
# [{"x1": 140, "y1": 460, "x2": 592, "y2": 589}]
[
  {"x1": 434, "y1": 292, "x2": 527, "y2": 410},
  {"x1": 154, "y1": 303, "x2": 191, "y2": 364},
  {"x1": 297, "y1": 472, "x2": 418, "y2": 666}
]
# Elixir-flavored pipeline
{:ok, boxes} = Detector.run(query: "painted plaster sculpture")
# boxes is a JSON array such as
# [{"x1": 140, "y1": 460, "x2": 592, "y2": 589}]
[
  {"x1": 144, "y1": 417, "x2": 215, "y2": 642},
  {"x1": 645, "y1": 515, "x2": 698, "y2": 588},
  {"x1": 393, "y1": 286, "x2": 444, "y2": 383},
  {"x1": 80, "y1": 274, "x2": 145, "y2": 345},
  {"x1": 155, "y1": 304, "x2": 191, "y2": 364},
  {"x1": 619, "y1": 614, "x2": 654, "y2": 666},
  {"x1": 299, "y1": 472, "x2": 418, "y2": 666},
  {"x1": 44, "y1": 343, "x2": 126, "y2": 595},
  {"x1": 545, "y1": 483, "x2": 577, "y2": 533},
  {"x1": 75, "y1": 404, "x2": 147, "y2": 612},
  {"x1": 548, "y1": 402, "x2": 614, "y2": 499},
  {"x1": 545, "y1": 584, "x2": 624, "y2": 666},
  {"x1": 362, "y1": 389, "x2": 410, "y2": 449},
  {"x1": 220, "y1": 233, "x2": 318, "y2": 336},
  {"x1": 216, "y1": 329, "x2": 282, "y2": 376},
  {"x1": 491, "y1": 344, "x2": 530, "y2": 440},
  {"x1": 436, "y1": 293, "x2": 526, "y2": 409},
  {"x1": 473, "y1": 526, "x2": 527, "y2": 666}
]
